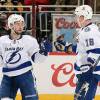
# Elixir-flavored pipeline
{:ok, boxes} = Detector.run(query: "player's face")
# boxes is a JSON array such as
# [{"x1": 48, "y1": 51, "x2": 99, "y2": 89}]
[
  {"x1": 75, "y1": 15, "x2": 85, "y2": 27},
  {"x1": 12, "y1": 21, "x2": 25, "y2": 35}
]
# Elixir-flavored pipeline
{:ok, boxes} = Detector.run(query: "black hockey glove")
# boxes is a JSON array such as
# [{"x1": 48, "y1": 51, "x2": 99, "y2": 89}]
[{"x1": 39, "y1": 49, "x2": 48, "y2": 56}]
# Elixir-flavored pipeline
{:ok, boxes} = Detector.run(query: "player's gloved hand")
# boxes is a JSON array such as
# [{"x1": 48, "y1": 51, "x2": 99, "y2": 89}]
[
  {"x1": 87, "y1": 57, "x2": 96, "y2": 65},
  {"x1": 87, "y1": 52, "x2": 99, "y2": 65},
  {"x1": 39, "y1": 49, "x2": 48, "y2": 56},
  {"x1": 80, "y1": 64, "x2": 91, "y2": 73},
  {"x1": 39, "y1": 45, "x2": 49, "y2": 56}
]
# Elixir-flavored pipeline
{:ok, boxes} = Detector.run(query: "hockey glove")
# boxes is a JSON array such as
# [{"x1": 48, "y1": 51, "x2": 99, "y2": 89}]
[
  {"x1": 87, "y1": 52, "x2": 100, "y2": 65},
  {"x1": 39, "y1": 49, "x2": 48, "y2": 56},
  {"x1": 87, "y1": 57, "x2": 96, "y2": 65},
  {"x1": 80, "y1": 64, "x2": 91, "y2": 73}
]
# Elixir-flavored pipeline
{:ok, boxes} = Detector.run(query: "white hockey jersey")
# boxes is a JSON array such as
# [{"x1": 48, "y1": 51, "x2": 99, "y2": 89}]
[
  {"x1": 74, "y1": 23, "x2": 100, "y2": 75},
  {"x1": 0, "y1": 35, "x2": 46, "y2": 76}
]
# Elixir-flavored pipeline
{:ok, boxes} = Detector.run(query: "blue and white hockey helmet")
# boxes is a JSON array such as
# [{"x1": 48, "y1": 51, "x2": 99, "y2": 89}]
[
  {"x1": 8, "y1": 14, "x2": 25, "y2": 29},
  {"x1": 74, "y1": 5, "x2": 93, "y2": 20}
]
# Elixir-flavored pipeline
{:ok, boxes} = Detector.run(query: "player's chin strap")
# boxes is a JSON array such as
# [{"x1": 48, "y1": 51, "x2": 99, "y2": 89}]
[{"x1": 1, "y1": 98, "x2": 13, "y2": 100}]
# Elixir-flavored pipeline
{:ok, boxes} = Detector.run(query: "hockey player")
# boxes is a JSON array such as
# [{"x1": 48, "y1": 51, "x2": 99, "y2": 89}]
[
  {"x1": 0, "y1": 14, "x2": 48, "y2": 100},
  {"x1": 74, "y1": 5, "x2": 100, "y2": 100}
]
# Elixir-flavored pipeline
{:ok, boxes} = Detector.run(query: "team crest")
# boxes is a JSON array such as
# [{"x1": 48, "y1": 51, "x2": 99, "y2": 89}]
[{"x1": 84, "y1": 27, "x2": 91, "y2": 32}]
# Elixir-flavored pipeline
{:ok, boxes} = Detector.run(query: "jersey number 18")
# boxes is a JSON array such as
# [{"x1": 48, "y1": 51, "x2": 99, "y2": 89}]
[{"x1": 85, "y1": 38, "x2": 94, "y2": 47}]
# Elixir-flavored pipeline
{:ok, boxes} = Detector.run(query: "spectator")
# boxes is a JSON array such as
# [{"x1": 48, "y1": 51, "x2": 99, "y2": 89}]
[
  {"x1": 4, "y1": 0, "x2": 23, "y2": 12},
  {"x1": 64, "y1": 0, "x2": 79, "y2": 11},
  {"x1": 5, "y1": 0, "x2": 14, "y2": 11},
  {"x1": 11, "y1": 0, "x2": 20, "y2": 11},
  {"x1": 16, "y1": 1, "x2": 24, "y2": 14},
  {"x1": 0, "y1": 13, "x2": 9, "y2": 36},
  {"x1": 54, "y1": 33, "x2": 76, "y2": 53},
  {"x1": 54, "y1": 34, "x2": 66, "y2": 52},
  {"x1": 55, "y1": 0, "x2": 65, "y2": 11},
  {"x1": 55, "y1": 0, "x2": 65, "y2": 5}
]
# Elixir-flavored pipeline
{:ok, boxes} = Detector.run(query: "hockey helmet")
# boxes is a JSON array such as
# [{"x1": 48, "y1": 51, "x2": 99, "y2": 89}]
[
  {"x1": 8, "y1": 14, "x2": 25, "y2": 29},
  {"x1": 74, "y1": 5, "x2": 93, "y2": 20}
]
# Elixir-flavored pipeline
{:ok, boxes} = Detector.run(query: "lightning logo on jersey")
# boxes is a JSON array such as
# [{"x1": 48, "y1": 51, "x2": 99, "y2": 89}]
[{"x1": 6, "y1": 49, "x2": 21, "y2": 64}]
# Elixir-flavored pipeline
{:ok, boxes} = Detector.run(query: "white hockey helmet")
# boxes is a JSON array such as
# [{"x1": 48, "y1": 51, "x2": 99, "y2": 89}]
[
  {"x1": 8, "y1": 14, "x2": 25, "y2": 29},
  {"x1": 74, "y1": 5, "x2": 93, "y2": 20}
]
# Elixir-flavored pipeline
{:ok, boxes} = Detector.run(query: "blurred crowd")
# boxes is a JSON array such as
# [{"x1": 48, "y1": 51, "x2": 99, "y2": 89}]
[{"x1": 0, "y1": 0, "x2": 24, "y2": 12}]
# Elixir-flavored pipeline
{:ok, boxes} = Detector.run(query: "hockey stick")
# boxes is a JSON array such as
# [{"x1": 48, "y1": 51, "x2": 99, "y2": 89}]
[{"x1": 74, "y1": 56, "x2": 100, "y2": 100}]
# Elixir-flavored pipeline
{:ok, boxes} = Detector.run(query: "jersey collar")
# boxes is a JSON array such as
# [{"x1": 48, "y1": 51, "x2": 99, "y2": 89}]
[
  {"x1": 84, "y1": 22, "x2": 92, "y2": 27},
  {"x1": 9, "y1": 34, "x2": 23, "y2": 40},
  {"x1": 82, "y1": 22, "x2": 92, "y2": 30}
]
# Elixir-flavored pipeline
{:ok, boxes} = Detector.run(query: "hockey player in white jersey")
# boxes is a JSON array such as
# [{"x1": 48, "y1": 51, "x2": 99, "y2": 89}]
[
  {"x1": 0, "y1": 14, "x2": 48, "y2": 100},
  {"x1": 74, "y1": 5, "x2": 100, "y2": 100}
]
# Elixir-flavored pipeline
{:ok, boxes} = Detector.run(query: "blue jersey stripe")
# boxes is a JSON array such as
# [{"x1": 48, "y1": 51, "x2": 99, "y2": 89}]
[
  {"x1": 87, "y1": 48, "x2": 100, "y2": 54},
  {"x1": 3, "y1": 61, "x2": 32, "y2": 72},
  {"x1": 0, "y1": 55, "x2": 3, "y2": 60},
  {"x1": 31, "y1": 52, "x2": 37, "y2": 62}
]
